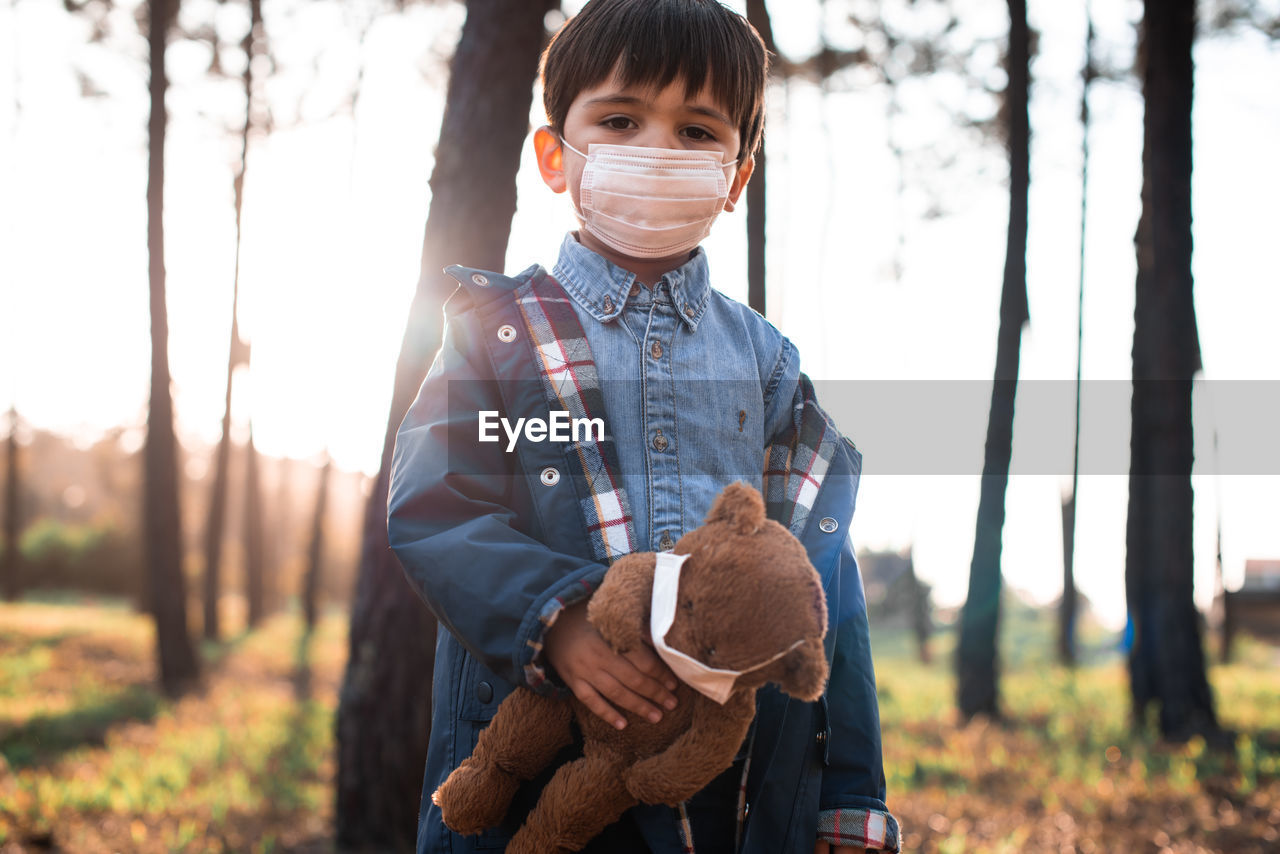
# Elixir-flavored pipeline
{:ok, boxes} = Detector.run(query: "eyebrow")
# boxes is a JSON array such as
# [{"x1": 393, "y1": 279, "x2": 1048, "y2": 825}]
[{"x1": 581, "y1": 95, "x2": 733, "y2": 127}]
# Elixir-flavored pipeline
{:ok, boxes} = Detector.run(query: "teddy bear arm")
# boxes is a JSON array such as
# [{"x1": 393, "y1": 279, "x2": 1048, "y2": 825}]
[
  {"x1": 624, "y1": 693, "x2": 755, "y2": 806},
  {"x1": 434, "y1": 688, "x2": 575, "y2": 836}
]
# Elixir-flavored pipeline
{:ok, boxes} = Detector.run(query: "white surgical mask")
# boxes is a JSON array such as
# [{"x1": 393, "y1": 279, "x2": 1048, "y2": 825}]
[
  {"x1": 562, "y1": 140, "x2": 738, "y2": 259},
  {"x1": 650, "y1": 551, "x2": 805, "y2": 705}
]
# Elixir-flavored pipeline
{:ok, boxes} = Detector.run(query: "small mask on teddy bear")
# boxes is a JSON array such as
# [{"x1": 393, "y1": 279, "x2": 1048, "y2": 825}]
[{"x1": 433, "y1": 482, "x2": 830, "y2": 854}]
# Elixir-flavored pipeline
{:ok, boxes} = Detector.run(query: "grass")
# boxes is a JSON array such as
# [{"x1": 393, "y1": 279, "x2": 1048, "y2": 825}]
[
  {"x1": 876, "y1": 611, "x2": 1280, "y2": 853},
  {"x1": 0, "y1": 599, "x2": 344, "y2": 852},
  {"x1": 0, "y1": 596, "x2": 1276, "y2": 852}
]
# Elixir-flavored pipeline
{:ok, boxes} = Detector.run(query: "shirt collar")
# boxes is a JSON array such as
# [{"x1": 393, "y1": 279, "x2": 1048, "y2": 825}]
[{"x1": 551, "y1": 233, "x2": 710, "y2": 332}]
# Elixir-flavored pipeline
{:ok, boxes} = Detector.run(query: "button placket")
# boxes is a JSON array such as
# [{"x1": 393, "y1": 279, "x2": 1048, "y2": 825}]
[{"x1": 643, "y1": 286, "x2": 681, "y2": 554}]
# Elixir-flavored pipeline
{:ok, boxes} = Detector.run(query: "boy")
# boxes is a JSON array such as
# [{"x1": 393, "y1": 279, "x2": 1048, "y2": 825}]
[{"x1": 388, "y1": 1, "x2": 900, "y2": 852}]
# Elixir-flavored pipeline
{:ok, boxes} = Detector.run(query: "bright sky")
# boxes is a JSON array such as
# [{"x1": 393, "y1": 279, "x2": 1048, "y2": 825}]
[{"x1": 2, "y1": 0, "x2": 1277, "y2": 629}]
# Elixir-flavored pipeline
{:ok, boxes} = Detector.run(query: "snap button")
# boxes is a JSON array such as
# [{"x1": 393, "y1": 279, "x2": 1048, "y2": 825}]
[
  {"x1": 658, "y1": 531, "x2": 674, "y2": 551},
  {"x1": 683, "y1": 305, "x2": 695, "y2": 318},
  {"x1": 818, "y1": 517, "x2": 838, "y2": 534},
  {"x1": 815, "y1": 729, "x2": 828, "y2": 749},
  {"x1": 476, "y1": 681, "x2": 494, "y2": 703},
  {"x1": 628, "y1": 283, "x2": 640, "y2": 298},
  {"x1": 652, "y1": 429, "x2": 668, "y2": 452},
  {"x1": 540, "y1": 467, "x2": 560, "y2": 486},
  {"x1": 470, "y1": 273, "x2": 489, "y2": 287},
  {"x1": 602, "y1": 295, "x2": 615, "y2": 313},
  {"x1": 497, "y1": 324, "x2": 517, "y2": 343},
  {"x1": 650, "y1": 340, "x2": 663, "y2": 360}
]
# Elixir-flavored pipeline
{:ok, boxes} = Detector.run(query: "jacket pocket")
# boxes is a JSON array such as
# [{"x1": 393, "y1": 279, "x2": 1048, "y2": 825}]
[{"x1": 455, "y1": 654, "x2": 517, "y2": 850}]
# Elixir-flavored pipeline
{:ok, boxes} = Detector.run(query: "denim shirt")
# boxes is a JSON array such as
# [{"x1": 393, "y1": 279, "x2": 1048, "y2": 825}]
[
  {"x1": 389, "y1": 234, "x2": 900, "y2": 853},
  {"x1": 551, "y1": 234, "x2": 800, "y2": 551}
]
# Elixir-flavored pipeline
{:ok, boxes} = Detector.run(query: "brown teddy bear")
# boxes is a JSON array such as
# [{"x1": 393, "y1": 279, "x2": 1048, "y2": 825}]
[{"x1": 432, "y1": 482, "x2": 830, "y2": 853}]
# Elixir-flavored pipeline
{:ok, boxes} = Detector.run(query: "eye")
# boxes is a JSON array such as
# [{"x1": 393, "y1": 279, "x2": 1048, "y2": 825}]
[
  {"x1": 703, "y1": 646, "x2": 717, "y2": 659},
  {"x1": 682, "y1": 126, "x2": 716, "y2": 142},
  {"x1": 602, "y1": 115, "x2": 635, "y2": 131}
]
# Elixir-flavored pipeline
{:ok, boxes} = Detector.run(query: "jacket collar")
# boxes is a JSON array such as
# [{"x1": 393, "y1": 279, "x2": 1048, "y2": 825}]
[{"x1": 551, "y1": 233, "x2": 710, "y2": 332}]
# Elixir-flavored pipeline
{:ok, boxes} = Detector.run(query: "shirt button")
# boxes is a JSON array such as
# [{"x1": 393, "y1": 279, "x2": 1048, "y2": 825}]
[
  {"x1": 470, "y1": 273, "x2": 489, "y2": 287},
  {"x1": 540, "y1": 467, "x2": 560, "y2": 486},
  {"x1": 650, "y1": 340, "x2": 663, "y2": 360},
  {"x1": 658, "y1": 531, "x2": 674, "y2": 551},
  {"x1": 476, "y1": 681, "x2": 494, "y2": 703},
  {"x1": 652, "y1": 429, "x2": 669, "y2": 452},
  {"x1": 818, "y1": 517, "x2": 839, "y2": 533},
  {"x1": 603, "y1": 295, "x2": 615, "y2": 313},
  {"x1": 497, "y1": 324, "x2": 517, "y2": 343},
  {"x1": 684, "y1": 305, "x2": 696, "y2": 319},
  {"x1": 629, "y1": 283, "x2": 641, "y2": 298}
]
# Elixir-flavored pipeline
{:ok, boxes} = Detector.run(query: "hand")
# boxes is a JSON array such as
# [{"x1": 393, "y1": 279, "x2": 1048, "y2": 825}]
[
  {"x1": 543, "y1": 600, "x2": 679, "y2": 729},
  {"x1": 814, "y1": 843, "x2": 866, "y2": 854}
]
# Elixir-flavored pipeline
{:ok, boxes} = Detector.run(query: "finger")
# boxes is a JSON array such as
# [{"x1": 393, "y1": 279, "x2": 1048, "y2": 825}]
[
  {"x1": 614, "y1": 660, "x2": 678, "y2": 712},
  {"x1": 622, "y1": 647, "x2": 680, "y2": 696},
  {"x1": 595, "y1": 670, "x2": 667, "y2": 724},
  {"x1": 571, "y1": 680, "x2": 627, "y2": 730}
]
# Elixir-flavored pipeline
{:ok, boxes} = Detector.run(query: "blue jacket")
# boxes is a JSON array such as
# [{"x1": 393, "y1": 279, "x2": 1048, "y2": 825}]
[{"x1": 388, "y1": 263, "x2": 898, "y2": 853}]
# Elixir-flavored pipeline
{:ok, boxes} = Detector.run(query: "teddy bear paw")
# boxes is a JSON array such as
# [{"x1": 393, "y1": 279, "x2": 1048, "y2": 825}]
[{"x1": 434, "y1": 759, "x2": 520, "y2": 835}]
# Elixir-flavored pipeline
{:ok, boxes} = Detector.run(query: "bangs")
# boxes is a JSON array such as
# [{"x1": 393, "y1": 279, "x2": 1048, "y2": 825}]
[{"x1": 542, "y1": 0, "x2": 768, "y2": 154}]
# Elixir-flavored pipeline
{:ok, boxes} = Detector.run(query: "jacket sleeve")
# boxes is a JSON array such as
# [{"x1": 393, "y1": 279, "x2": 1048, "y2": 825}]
[
  {"x1": 815, "y1": 535, "x2": 901, "y2": 852},
  {"x1": 386, "y1": 304, "x2": 607, "y2": 693}
]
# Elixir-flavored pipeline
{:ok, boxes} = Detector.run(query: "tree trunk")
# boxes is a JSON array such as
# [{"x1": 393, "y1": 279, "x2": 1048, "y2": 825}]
[
  {"x1": 1125, "y1": 0, "x2": 1218, "y2": 742},
  {"x1": 145, "y1": 0, "x2": 200, "y2": 697},
  {"x1": 1061, "y1": 5, "x2": 1096, "y2": 669},
  {"x1": 3, "y1": 406, "x2": 19, "y2": 601},
  {"x1": 203, "y1": 0, "x2": 260, "y2": 641},
  {"x1": 744, "y1": 0, "x2": 775, "y2": 317},
  {"x1": 302, "y1": 455, "x2": 331, "y2": 632},
  {"x1": 907, "y1": 549, "x2": 930, "y2": 665},
  {"x1": 270, "y1": 454, "x2": 292, "y2": 615},
  {"x1": 956, "y1": 0, "x2": 1030, "y2": 722},
  {"x1": 243, "y1": 430, "x2": 266, "y2": 628},
  {"x1": 334, "y1": 0, "x2": 556, "y2": 847}
]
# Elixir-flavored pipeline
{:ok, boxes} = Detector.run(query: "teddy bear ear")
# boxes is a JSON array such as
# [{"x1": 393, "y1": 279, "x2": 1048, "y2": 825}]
[{"x1": 705, "y1": 481, "x2": 766, "y2": 535}]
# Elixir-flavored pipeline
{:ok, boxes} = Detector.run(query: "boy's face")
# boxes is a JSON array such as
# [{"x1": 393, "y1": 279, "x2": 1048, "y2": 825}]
[{"x1": 534, "y1": 70, "x2": 755, "y2": 274}]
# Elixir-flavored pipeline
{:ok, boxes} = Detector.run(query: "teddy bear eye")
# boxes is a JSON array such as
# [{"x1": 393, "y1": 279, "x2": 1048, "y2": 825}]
[
  {"x1": 682, "y1": 599, "x2": 694, "y2": 612},
  {"x1": 704, "y1": 646, "x2": 716, "y2": 659}
]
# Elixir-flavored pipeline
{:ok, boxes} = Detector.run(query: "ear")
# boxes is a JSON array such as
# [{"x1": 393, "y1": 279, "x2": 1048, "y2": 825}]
[
  {"x1": 533, "y1": 126, "x2": 567, "y2": 194},
  {"x1": 723, "y1": 154, "x2": 755, "y2": 213},
  {"x1": 704, "y1": 481, "x2": 766, "y2": 535},
  {"x1": 586, "y1": 552, "x2": 657, "y2": 653},
  {"x1": 778, "y1": 638, "x2": 829, "y2": 702}
]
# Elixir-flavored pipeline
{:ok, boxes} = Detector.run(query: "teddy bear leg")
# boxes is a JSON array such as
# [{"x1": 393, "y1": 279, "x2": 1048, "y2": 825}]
[
  {"x1": 434, "y1": 688, "x2": 574, "y2": 836},
  {"x1": 507, "y1": 750, "x2": 634, "y2": 854}
]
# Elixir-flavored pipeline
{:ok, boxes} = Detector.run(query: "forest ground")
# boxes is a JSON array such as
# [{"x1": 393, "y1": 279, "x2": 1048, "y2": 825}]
[{"x1": 0, "y1": 595, "x2": 1276, "y2": 853}]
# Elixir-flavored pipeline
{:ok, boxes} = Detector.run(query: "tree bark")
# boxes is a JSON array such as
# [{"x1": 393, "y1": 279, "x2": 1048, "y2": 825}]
[
  {"x1": 1125, "y1": 0, "x2": 1218, "y2": 742},
  {"x1": 203, "y1": 0, "x2": 260, "y2": 641},
  {"x1": 3, "y1": 406, "x2": 19, "y2": 601},
  {"x1": 302, "y1": 455, "x2": 330, "y2": 631},
  {"x1": 243, "y1": 430, "x2": 266, "y2": 628},
  {"x1": 1061, "y1": 5, "x2": 1096, "y2": 668},
  {"x1": 956, "y1": 0, "x2": 1030, "y2": 722},
  {"x1": 334, "y1": 0, "x2": 556, "y2": 847},
  {"x1": 745, "y1": 0, "x2": 775, "y2": 317},
  {"x1": 145, "y1": 0, "x2": 200, "y2": 697}
]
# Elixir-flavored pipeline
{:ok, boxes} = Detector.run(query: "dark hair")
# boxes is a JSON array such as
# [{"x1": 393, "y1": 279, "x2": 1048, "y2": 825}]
[{"x1": 541, "y1": 0, "x2": 769, "y2": 158}]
